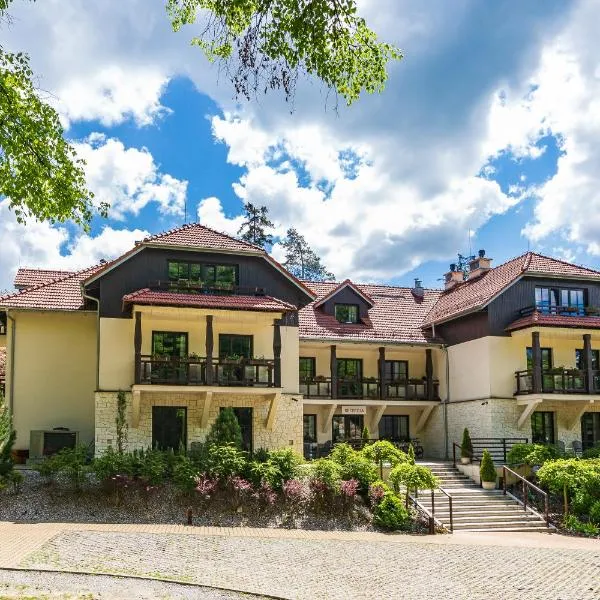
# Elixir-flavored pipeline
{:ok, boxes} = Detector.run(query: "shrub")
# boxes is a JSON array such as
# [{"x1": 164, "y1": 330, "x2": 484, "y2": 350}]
[
  {"x1": 254, "y1": 481, "x2": 277, "y2": 508},
  {"x1": 282, "y1": 478, "x2": 307, "y2": 503},
  {"x1": 536, "y1": 458, "x2": 600, "y2": 515},
  {"x1": 136, "y1": 449, "x2": 167, "y2": 486},
  {"x1": 589, "y1": 501, "x2": 600, "y2": 525},
  {"x1": 368, "y1": 480, "x2": 390, "y2": 506},
  {"x1": 329, "y1": 443, "x2": 356, "y2": 466},
  {"x1": 340, "y1": 478, "x2": 359, "y2": 498},
  {"x1": 360, "y1": 440, "x2": 407, "y2": 478},
  {"x1": 407, "y1": 443, "x2": 416, "y2": 465},
  {"x1": 361, "y1": 426, "x2": 370, "y2": 444},
  {"x1": 507, "y1": 443, "x2": 559, "y2": 467},
  {"x1": 389, "y1": 463, "x2": 438, "y2": 507},
  {"x1": 35, "y1": 454, "x2": 61, "y2": 484},
  {"x1": 563, "y1": 514, "x2": 600, "y2": 537},
  {"x1": 93, "y1": 447, "x2": 131, "y2": 482},
  {"x1": 4, "y1": 469, "x2": 23, "y2": 494},
  {"x1": 480, "y1": 449, "x2": 497, "y2": 483},
  {"x1": 0, "y1": 392, "x2": 15, "y2": 480},
  {"x1": 172, "y1": 455, "x2": 198, "y2": 493},
  {"x1": 52, "y1": 445, "x2": 90, "y2": 491},
  {"x1": 310, "y1": 458, "x2": 342, "y2": 491},
  {"x1": 461, "y1": 428, "x2": 473, "y2": 460},
  {"x1": 252, "y1": 447, "x2": 270, "y2": 462},
  {"x1": 330, "y1": 444, "x2": 377, "y2": 494},
  {"x1": 206, "y1": 444, "x2": 247, "y2": 480},
  {"x1": 265, "y1": 448, "x2": 303, "y2": 489},
  {"x1": 195, "y1": 474, "x2": 218, "y2": 499},
  {"x1": 372, "y1": 492, "x2": 410, "y2": 530},
  {"x1": 227, "y1": 475, "x2": 253, "y2": 510},
  {"x1": 205, "y1": 408, "x2": 242, "y2": 449},
  {"x1": 582, "y1": 446, "x2": 600, "y2": 459}
]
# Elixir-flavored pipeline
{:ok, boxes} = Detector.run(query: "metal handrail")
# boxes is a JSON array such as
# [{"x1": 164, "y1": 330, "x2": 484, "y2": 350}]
[
  {"x1": 409, "y1": 490, "x2": 440, "y2": 535},
  {"x1": 452, "y1": 442, "x2": 480, "y2": 467},
  {"x1": 436, "y1": 487, "x2": 454, "y2": 533},
  {"x1": 502, "y1": 465, "x2": 550, "y2": 527}
]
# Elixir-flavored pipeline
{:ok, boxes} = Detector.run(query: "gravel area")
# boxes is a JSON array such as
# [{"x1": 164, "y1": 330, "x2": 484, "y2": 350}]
[
  {"x1": 0, "y1": 569, "x2": 268, "y2": 599},
  {"x1": 18, "y1": 530, "x2": 600, "y2": 600},
  {"x1": 0, "y1": 471, "x2": 375, "y2": 531}
]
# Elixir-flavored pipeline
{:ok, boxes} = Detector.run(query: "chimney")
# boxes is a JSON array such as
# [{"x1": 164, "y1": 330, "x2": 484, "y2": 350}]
[
  {"x1": 444, "y1": 263, "x2": 463, "y2": 290},
  {"x1": 468, "y1": 249, "x2": 492, "y2": 279},
  {"x1": 412, "y1": 278, "x2": 424, "y2": 299}
]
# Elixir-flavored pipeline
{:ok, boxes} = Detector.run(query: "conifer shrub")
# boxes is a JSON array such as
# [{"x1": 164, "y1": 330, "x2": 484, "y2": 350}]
[{"x1": 479, "y1": 449, "x2": 497, "y2": 483}]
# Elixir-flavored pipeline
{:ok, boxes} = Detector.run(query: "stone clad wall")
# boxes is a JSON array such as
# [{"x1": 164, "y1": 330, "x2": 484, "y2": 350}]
[{"x1": 95, "y1": 391, "x2": 303, "y2": 455}]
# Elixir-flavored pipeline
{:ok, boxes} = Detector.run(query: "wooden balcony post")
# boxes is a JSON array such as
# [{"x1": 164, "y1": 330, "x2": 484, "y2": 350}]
[
  {"x1": 379, "y1": 346, "x2": 387, "y2": 399},
  {"x1": 583, "y1": 333, "x2": 594, "y2": 394},
  {"x1": 273, "y1": 319, "x2": 282, "y2": 388},
  {"x1": 426, "y1": 348, "x2": 434, "y2": 401},
  {"x1": 134, "y1": 311, "x2": 142, "y2": 385},
  {"x1": 532, "y1": 331, "x2": 542, "y2": 394},
  {"x1": 330, "y1": 345, "x2": 337, "y2": 399},
  {"x1": 205, "y1": 315, "x2": 214, "y2": 385}
]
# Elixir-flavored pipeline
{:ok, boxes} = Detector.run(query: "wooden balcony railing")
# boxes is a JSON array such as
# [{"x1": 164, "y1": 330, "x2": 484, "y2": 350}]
[
  {"x1": 299, "y1": 377, "x2": 440, "y2": 401},
  {"x1": 138, "y1": 355, "x2": 276, "y2": 387},
  {"x1": 515, "y1": 369, "x2": 600, "y2": 395}
]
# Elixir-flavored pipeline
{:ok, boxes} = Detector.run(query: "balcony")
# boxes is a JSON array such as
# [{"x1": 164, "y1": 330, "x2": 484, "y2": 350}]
[
  {"x1": 149, "y1": 280, "x2": 267, "y2": 297},
  {"x1": 138, "y1": 355, "x2": 277, "y2": 387},
  {"x1": 515, "y1": 369, "x2": 600, "y2": 395},
  {"x1": 300, "y1": 377, "x2": 440, "y2": 401}
]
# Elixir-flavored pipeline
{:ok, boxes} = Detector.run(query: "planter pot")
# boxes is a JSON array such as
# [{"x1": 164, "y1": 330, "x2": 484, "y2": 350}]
[
  {"x1": 481, "y1": 480, "x2": 496, "y2": 490},
  {"x1": 460, "y1": 457, "x2": 471, "y2": 465}
]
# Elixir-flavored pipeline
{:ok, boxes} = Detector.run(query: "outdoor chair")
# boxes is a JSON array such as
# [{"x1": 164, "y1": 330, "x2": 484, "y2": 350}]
[{"x1": 571, "y1": 440, "x2": 583, "y2": 457}]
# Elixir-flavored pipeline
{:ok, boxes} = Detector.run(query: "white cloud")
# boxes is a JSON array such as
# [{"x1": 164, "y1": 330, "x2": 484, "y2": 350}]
[
  {"x1": 197, "y1": 197, "x2": 244, "y2": 238},
  {"x1": 73, "y1": 134, "x2": 188, "y2": 220},
  {"x1": 0, "y1": 199, "x2": 148, "y2": 291}
]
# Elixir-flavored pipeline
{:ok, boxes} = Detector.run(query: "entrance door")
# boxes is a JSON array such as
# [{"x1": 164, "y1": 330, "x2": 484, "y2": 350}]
[
  {"x1": 337, "y1": 359, "x2": 362, "y2": 398},
  {"x1": 581, "y1": 413, "x2": 600, "y2": 451},
  {"x1": 332, "y1": 414, "x2": 364, "y2": 443},
  {"x1": 152, "y1": 406, "x2": 187, "y2": 451},
  {"x1": 228, "y1": 407, "x2": 253, "y2": 453}
]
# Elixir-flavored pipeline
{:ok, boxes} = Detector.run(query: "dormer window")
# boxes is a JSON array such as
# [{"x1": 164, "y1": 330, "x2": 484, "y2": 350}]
[{"x1": 335, "y1": 303, "x2": 359, "y2": 324}]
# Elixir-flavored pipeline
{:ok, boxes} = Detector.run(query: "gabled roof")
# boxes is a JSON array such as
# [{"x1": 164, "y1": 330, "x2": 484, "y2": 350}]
[
  {"x1": 123, "y1": 289, "x2": 296, "y2": 313},
  {"x1": 14, "y1": 268, "x2": 75, "y2": 289},
  {"x1": 506, "y1": 311, "x2": 600, "y2": 332},
  {"x1": 0, "y1": 266, "x2": 103, "y2": 311},
  {"x1": 300, "y1": 281, "x2": 442, "y2": 344},
  {"x1": 423, "y1": 252, "x2": 600, "y2": 327},
  {"x1": 83, "y1": 223, "x2": 316, "y2": 301},
  {"x1": 313, "y1": 279, "x2": 375, "y2": 309}
]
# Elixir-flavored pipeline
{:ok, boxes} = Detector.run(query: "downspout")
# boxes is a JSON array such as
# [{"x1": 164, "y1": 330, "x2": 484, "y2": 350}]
[
  {"x1": 443, "y1": 344, "x2": 450, "y2": 460},
  {"x1": 6, "y1": 311, "x2": 16, "y2": 413},
  {"x1": 81, "y1": 286, "x2": 100, "y2": 391}
]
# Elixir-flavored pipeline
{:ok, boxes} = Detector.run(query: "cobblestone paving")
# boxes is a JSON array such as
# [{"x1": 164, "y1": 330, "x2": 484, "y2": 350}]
[
  {"x1": 19, "y1": 531, "x2": 600, "y2": 600},
  {"x1": 0, "y1": 569, "x2": 266, "y2": 599}
]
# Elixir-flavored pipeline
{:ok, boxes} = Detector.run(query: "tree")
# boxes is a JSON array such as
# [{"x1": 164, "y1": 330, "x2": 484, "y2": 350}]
[
  {"x1": 0, "y1": 390, "x2": 15, "y2": 478},
  {"x1": 281, "y1": 227, "x2": 335, "y2": 281},
  {"x1": 237, "y1": 202, "x2": 274, "y2": 248},
  {"x1": 205, "y1": 407, "x2": 243, "y2": 449},
  {"x1": 0, "y1": 0, "x2": 104, "y2": 230},
  {"x1": 167, "y1": 0, "x2": 402, "y2": 106}
]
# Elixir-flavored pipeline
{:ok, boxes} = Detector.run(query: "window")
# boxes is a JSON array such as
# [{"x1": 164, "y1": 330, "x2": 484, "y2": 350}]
[
  {"x1": 575, "y1": 349, "x2": 600, "y2": 370},
  {"x1": 531, "y1": 411, "x2": 555, "y2": 444},
  {"x1": 303, "y1": 414, "x2": 317, "y2": 443},
  {"x1": 337, "y1": 358, "x2": 363, "y2": 397},
  {"x1": 218, "y1": 334, "x2": 253, "y2": 359},
  {"x1": 384, "y1": 360, "x2": 408, "y2": 383},
  {"x1": 535, "y1": 286, "x2": 585, "y2": 315},
  {"x1": 167, "y1": 261, "x2": 237, "y2": 290},
  {"x1": 526, "y1": 347, "x2": 552, "y2": 370},
  {"x1": 332, "y1": 415, "x2": 364, "y2": 442},
  {"x1": 334, "y1": 303, "x2": 359, "y2": 324},
  {"x1": 299, "y1": 357, "x2": 316, "y2": 382},
  {"x1": 379, "y1": 415, "x2": 409, "y2": 442},
  {"x1": 152, "y1": 331, "x2": 188, "y2": 357},
  {"x1": 581, "y1": 413, "x2": 600, "y2": 451}
]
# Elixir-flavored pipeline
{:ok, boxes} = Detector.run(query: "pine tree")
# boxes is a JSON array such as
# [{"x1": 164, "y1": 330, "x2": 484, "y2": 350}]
[
  {"x1": 205, "y1": 408, "x2": 243, "y2": 449},
  {"x1": 237, "y1": 203, "x2": 274, "y2": 249},
  {"x1": 281, "y1": 228, "x2": 335, "y2": 281}
]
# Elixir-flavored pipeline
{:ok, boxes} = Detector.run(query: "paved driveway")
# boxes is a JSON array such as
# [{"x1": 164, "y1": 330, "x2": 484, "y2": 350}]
[{"x1": 1, "y1": 523, "x2": 599, "y2": 600}]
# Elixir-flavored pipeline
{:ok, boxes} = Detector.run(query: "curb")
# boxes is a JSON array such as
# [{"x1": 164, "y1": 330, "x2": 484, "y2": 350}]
[{"x1": 0, "y1": 566, "x2": 288, "y2": 600}]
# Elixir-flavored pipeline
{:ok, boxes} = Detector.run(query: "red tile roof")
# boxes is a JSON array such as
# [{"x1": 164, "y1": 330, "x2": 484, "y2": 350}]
[
  {"x1": 122, "y1": 289, "x2": 297, "y2": 313},
  {"x1": 142, "y1": 223, "x2": 263, "y2": 253},
  {"x1": 423, "y1": 252, "x2": 600, "y2": 327},
  {"x1": 300, "y1": 281, "x2": 442, "y2": 344},
  {"x1": 314, "y1": 279, "x2": 375, "y2": 308},
  {"x1": 14, "y1": 268, "x2": 74, "y2": 289},
  {"x1": 0, "y1": 266, "x2": 103, "y2": 311},
  {"x1": 506, "y1": 311, "x2": 600, "y2": 332}
]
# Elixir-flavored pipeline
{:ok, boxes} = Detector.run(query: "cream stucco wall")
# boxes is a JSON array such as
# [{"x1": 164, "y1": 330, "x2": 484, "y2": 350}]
[
  {"x1": 99, "y1": 318, "x2": 133, "y2": 390},
  {"x1": 95, "y1": 390, "x2": 303, "y2": 454},
  {"x1": 8, "y1": 310, "x2": 97, "y2": 449},
  {"x1": 448, "y1": 337, "x2": 492, "y2": 401},
  {"x1": 0, "y1": 333, "x2": 6, "y2": 348}
]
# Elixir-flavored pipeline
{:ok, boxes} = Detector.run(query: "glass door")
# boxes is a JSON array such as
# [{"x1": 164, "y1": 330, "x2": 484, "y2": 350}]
[
  {"x1": 332, "y1": 415, "x2": 364, "y2": 443},
  {"x1": 581, "y1": 413, "x2": 600, "y2": 451},
  {"x1": 152, "y1": 331, "x2": 188, "y2": 383},
  {"x1": 337, "y1": 359, "x2": 363, "y2": 398},
  {"x1": 152, "y1": 406, "x2": 187, "y2": 451}
]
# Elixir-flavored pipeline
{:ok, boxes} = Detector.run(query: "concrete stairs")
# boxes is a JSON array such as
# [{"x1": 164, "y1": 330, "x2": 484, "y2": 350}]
[{"x1": 416, "y1": 462, "x2": 549, "y2": 533}]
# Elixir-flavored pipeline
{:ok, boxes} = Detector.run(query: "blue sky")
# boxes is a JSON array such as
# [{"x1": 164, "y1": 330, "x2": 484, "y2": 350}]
[{"x1": 1, "y1": 0, "x2": 600, "y2": 291}]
